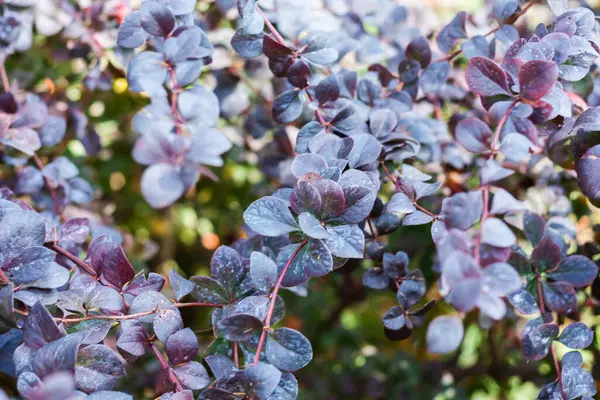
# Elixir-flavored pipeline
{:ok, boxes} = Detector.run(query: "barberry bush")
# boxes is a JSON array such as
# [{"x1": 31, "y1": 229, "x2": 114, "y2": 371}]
[{"x1": 0, "y1": 0, "x2": 599, "y2": 399}]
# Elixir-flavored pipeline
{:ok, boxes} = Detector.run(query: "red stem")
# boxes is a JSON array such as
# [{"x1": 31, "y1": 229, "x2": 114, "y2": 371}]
[
  {"x1": 233, "y1": 342, "x2": 239, "y2": 367},
  {"x1": 550, "y1": 345, "x2": 564, "y2": 398},
  {"x1": 473, "y1": 100, "x2": 517, "y2": 263},
  {"x1": 305, "y1": 91, "x2": 328, "y2": 129},
  {"x1": 0, "y1": 269, "x2": 8, "y2": 284},
  {"x1": 172, "y1": 302, "x2": 224, "y2": 309},
  {"x1": 0, "y1": 63, "x2": 9, "y2": 92},
  {"x1": 33, "y1": 154, "x2": 66, "y2": 221},
  {"x1": 255, "y1": 5, "x2": 286, "y2": 46},
  {"x1": 253, "y1": 238, "x2": 309, "y2": 364},
  {"x1": 488, "y1": 101, "x2": 518, "y2": 155},
  {"x1": 15, "y1": 301, "x2": 221, "y2": 324},
  {"x1": 381, "y1": 160, "x2": 396, "y2": 184},
  {"x1": 381, "y1": 161, "x2": 439, "y2": 219},
  {"x1": 152, "y1": 343, "x2": 184, "y2": 392},
  {"x1": 535, "y1": 274, "x2": 565, "y2": 399},
  {"x1": 46, "y1": 242, "x2": 97, "y2": 276},
  {"x1": 366, "y1": 217, "x2": 376, "y2": 238},
  {"x1": 161, "y1": 64, "x2": 186, "y2": 136}
]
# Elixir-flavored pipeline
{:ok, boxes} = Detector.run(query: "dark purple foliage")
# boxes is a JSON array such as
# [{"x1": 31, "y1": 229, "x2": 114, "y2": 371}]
[{"x1": 0, "y1": 0, "x2": 597, "y2": 399}]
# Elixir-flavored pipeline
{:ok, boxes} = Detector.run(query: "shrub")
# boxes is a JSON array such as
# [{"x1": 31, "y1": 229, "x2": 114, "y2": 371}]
[{"x1": 0, "y1": 0, "x2": 598, "y2": 399}]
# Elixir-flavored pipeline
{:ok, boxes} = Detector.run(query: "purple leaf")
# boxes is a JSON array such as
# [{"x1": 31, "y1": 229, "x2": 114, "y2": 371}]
[
  {"x1": 291, "y1": 154, "x2": 327, "y2": 179},
  {"x1": 129, "y1": 291, "x2": 172, "y2": 323},
  {"x1": 290, "y1": 181, "x2": 322, "y2": 216},
  {"x1": 323, "y1": 224, "x2": 364, "y2": 258},
  {"x1": 236, "y1": 364, "x2": 281, "y2": 398},
  {"x1": 166, "y1": 328, "x2": 198, "y2": 365},
  {"x1": 127, "y1": 51, "x2": 168, "y2": 96},
  {"x1": 60, "y1": 218, "x2": 90, "y2": 244},
  {"x1": 238, "y1": 0, "x2": 264, "y2": 35},
  {"x1": 172, "y1": 361, "x2": 210, "y2": 390},
  {"x1": 124, "y1": 273, "x2": 165, "y2": 297},
  {"x1": 314, "y1": 75, "x2": 340, "y2": 106},
  {"x1": 3, "y1": 246, "x2": 54, "y2": 284},
  {"x1": 32, "y1": 332, "x2": 87, "y2": 378},
  {"x1": 140, "y1": 2, "x2": 175, "y2": 36},
  {"x1": 490, "y1": 188, "x2": 526, "y2": 214},
  {"x1": 557, "y1": 322, "x2": 594, "y2": 349},
  {"x1": 461, "y1": 35, "x2": 490, "y2": 59},
  {"x1": 402, "y1": 210, "x2": 433, "y2": 226},
  {"x1": 88, "y1": 236, "x2": 134, "y2": 289},
  {"x1": 272, "y1": 89, "x2": 303, "y2": 124},
  {"x1": 531, "y1": 236, "x2": 562, "y2": 273},
  {"x1": 265, "y1": 327, "x2": 312, "y2": 372},
  {"x1": 153, "y1": 308, "x2": 183, "y2": 343},
  {"x1": 518, "y1": 60, "x2": 559, "y2": 101},
  {"x1": 169, "y1": 269, "x2": 194, "y2": 301},
  {"x1": 436, "y1": 12, "x2": 467, "y2": 53},
  {"x1": 508, "y1": 289, "x2": 539, "y2": 315},
  {"x1": 542, "y1": 281, "x2": 577, "y2": 314},
  {"x1": 140, "y1": 163, "x2": 185, "y2": 209},
  {"x1": 15, "y1": 166, "x2": 44, "y2": 195},
  {"x1": 547, "y1": 255, "x2": 598, "y2": 288},
  {"x1": 205, "y1": 354, "x2": 237, "y2": 380},
  {"x1": 441, "y1": 191, "x2": 483, "y2": 231},
  {"x1": 189, "y1": 276, "x2": 229, "y2": 305},
  {"x1": 482, "y1": 218, "x2": 516, "y2": 248},
  {"x1": 231, "y1": 31, "x2": 264, "y2": 58},
  {"x1": 383, "y1": 251, "x2": 409, "y2": 279},
  {"x1": 382, "y1": 306, "x2": 406, "y2": 330},
  {"x1": 287, "y1": 59, "x2": 311, "y2": 89},
  {"x1": 117, "y1": 11, "x2": 148, "y2": 48},
  {"x1": 362, "y1": 267, "x2": 389, "y2": 290},
  {"x1": 520, "y1": 318, "x2": 559, "y2": 361},
  {"x1": 75, "y1": 344, "x2": 126, "y2": 393},
  {"x1": 347, "y1": 134, "x2": 382, "y2": 169},
  {"x1": 298, "y1": 212, "x2": 328, "y2": 239},
  {"x1": 243, "y1": 196, "x2": 300, "y2": 236},
  {"x1": 575, "y1": 144, "x2": 600, "y2": 208},
  {"x1": 116, "y1": 320, "x2": 149, "y2": 362},
  {"x1": 0, "y1": 127, "x2": 41, "y2": 156},
  {"x1": 454, "y1": 117, "x2": 492, "y2": 153},
  {"x1": 312, "y1": 179, "x2": 345, "y2": 220},
  {"x1": 219, "y1": 313, "x2": 263, "y2": 341},
  {"x1": 38, "y1": 116, "x2": 66, "y2": 147},
  {"x1": 249, "y1": 252, "x2": 277, "y2": 293},
  {"x1": 482, "y1": 262, "x2": 521, "y2": 295},
  {"x1": 480, "y1": 160, "x2": 514, "y2": 184},
  {"x1": 427, "y1": 315, "x2": 464, "y2": 354},
  {"x1": 466, "y1": 57, "x2": 511, "y2": 97},
  {"x1": 523, "y1": 211, "x2": 546, "y2": 246},
  {"x1": 397, "y1": 273, "x2": 425, "y2": 308},
  {"x1": 386, "y1": 192, "x2": 416, "y2": 214},
  {"x1": 301, "y1": 36, "x2": 338, "y2": 66},
  {"x1": 406, "y1": 36, "x2": 431, "y2": 67},
  {"x1": 420, "y1": 62, "x2": 450, "y2": 94},
  {"x1": 211, "y1": 245, "x2": 250, "y2": 297},
  {"x1": 86, "y1": 286, "x2": 124, "y2": 312},
  {"x1": 277, "y1": 240, "x2": 332, "y2": 287},
  {"x1": 493, "y1": 0, "x2": 518, "y2": 22},
  {"x1": 70, "y1": 320, "x2": 112, "y2": 345},
  {"x1": 339, "y1": 185, "x2": 375, "y2": 224},
  {"x1": 23, "y1": 302, "x2": 64, "y2": 349}
]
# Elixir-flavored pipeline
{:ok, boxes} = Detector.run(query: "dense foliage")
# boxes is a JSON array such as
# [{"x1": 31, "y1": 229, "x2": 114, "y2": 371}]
[{"x1": 0, "y1": 0, "x2": 599, "y2": 398}]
